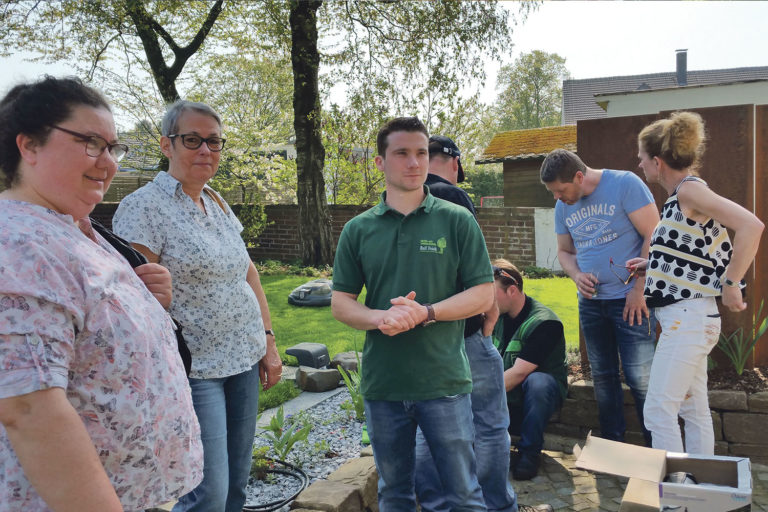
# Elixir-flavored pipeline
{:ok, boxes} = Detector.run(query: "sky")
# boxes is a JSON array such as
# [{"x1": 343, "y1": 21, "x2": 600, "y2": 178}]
[
  {"x1": 480, "y1": 1, "x2": 768, "y2": 103},
  {"x1": 1, "y1": 1, "x2": 767, "y2": 116}
]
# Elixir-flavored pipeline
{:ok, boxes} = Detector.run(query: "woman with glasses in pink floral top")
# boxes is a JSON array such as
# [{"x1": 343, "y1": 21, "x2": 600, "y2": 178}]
[{"x1": 0, "y1": 76, "x2": 203, "y2": 511}]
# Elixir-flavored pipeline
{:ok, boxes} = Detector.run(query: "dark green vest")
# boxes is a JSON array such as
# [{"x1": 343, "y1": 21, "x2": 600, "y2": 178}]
[{"x1": 492, "y1": 297, "x2": 568, "y2": 406}]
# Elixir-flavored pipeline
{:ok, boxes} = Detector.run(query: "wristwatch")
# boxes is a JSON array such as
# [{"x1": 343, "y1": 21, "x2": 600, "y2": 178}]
[
  {"x1": 421, "y1": 303, "x2": 436, "y2": 327},
  {"x1": 723, "y1": 278, "x2": 741, "y2": 288},
  {"x1": 265, "y1": 329, "x2": 275, "y2": 336}
]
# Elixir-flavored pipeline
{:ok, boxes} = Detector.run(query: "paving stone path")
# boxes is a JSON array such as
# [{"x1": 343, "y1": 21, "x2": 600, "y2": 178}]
[{"x1": 511, "y1": 448, "x2": 768, "y2": 511}]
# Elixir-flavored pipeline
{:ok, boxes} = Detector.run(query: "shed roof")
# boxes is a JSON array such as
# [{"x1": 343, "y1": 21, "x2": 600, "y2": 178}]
[{"x1": 477, "y1": 125, "x2": 576, "y2": 164}]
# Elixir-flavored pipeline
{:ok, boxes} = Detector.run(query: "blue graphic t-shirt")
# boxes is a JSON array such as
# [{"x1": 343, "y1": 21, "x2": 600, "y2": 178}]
[{"x1": 554, "y1": 170, "x2": 654, "y2": 299}]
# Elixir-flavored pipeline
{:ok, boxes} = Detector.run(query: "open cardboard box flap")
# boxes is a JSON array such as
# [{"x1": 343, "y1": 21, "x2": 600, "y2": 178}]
[
  {"x1": 574, "y1": 432, "x2": 752, "y2": 512},
  {"x1": 574, "y1": 432, "x2": 666, "y2": 482}
]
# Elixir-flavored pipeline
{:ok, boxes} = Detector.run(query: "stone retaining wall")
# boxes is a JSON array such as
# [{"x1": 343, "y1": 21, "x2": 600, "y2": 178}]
[{"x1": 549, "y1": 380, "x2": 768, "y2": 463}]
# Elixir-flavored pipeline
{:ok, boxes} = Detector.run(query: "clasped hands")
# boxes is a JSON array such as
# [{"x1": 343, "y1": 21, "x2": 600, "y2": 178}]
[{"x1": 377, "y1": 291, "x2": 427, "y2": 336}]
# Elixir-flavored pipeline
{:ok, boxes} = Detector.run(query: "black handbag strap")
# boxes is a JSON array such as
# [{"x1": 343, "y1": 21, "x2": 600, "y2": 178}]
[
  {"x1": 90, "y1": 217, "x2": 148, "y2": 269},
  {"x1": 89, "y1": 217, "x2": 192, "y2": 376}
]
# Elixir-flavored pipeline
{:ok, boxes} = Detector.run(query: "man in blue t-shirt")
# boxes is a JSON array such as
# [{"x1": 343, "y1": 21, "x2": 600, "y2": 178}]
[{"x1": 540, "y1": 149, "x2": 659, "y2": 445}]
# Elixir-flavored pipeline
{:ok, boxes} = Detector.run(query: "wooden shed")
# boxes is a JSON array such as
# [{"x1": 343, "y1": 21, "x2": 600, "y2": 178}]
[{"x1": 476, "y1": 125, "x2": 577, "y2": 207}]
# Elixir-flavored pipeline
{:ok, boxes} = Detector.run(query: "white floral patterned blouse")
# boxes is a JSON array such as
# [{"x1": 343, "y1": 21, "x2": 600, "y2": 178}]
[
  {"x1": 0, "y1": 200, "x2": 203, "y2": 511},
  {"x1": 113, "y1": 171, "x2": 266, "y2": 379}
]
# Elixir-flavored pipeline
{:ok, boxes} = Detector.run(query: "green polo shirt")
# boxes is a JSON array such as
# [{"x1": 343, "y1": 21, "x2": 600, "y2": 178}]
[{"x1": 333, "y1": 187, "x2": 493, "y2": 401}]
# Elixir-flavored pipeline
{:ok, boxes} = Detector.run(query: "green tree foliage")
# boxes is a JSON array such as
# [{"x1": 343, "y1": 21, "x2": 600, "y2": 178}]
[
  {"x1": 322, "y1": 105, "x2": 384, "y2": 206},
  {"x1": 1, "y1": 0, "x2": 531, "y2": 264},
  {"x1": 494, "y1": 50, "x2": 570, "y2": 131},
  {"x1": 190, "y1": 50, "x2": 297, "y2": 211},
  {"x1": 461, "y1": 166, "x2": 504, "y2": 206}
]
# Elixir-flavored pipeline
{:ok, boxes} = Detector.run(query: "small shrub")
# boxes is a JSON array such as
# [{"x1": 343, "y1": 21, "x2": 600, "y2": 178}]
[
  {"x1": 260, "y1": 405, "x2": 312, "y2": 462},
  {"x1": 522, "y1": 265, "x2": 555, "y2": 279},
  {"x1": 255, "y1": 260, "x2": 331, "y2": 277},
  {"x1": 339, "y1": 364, "x2": 365, "y2": 422},
  {"x1": 250, "y1": 446, "x2": 271, "y2": 480},
  {"x1": 716, "y1": 300, "x2": 768, "y2": 375}
]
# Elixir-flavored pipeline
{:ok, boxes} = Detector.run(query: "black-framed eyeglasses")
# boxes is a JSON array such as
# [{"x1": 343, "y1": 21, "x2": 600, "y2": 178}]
[
  {"x1": 609, "y1": 257, "x2": 638, "y2": 285},
  {"x1": 51, "y1": 125, "x2": 129, "y2": 162},
  {"x1": 168, "y1": 133, "x2": 226, "y2": 152},
  {"x1": 492, "y1": 266, "x2": 518, "y2": 286}
]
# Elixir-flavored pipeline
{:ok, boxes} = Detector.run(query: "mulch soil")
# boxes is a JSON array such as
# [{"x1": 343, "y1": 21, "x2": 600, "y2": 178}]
[{"x1": 569, "y1": 363, "x2": 768, "y2": 394}]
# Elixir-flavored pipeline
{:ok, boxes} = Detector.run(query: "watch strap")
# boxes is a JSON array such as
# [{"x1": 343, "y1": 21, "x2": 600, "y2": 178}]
[
  {"x1": 421, "y1": 303, "x2": 436, "y2": 327},
  {"x1": 265, "y1": 329, "x2": 275, "y2": 336},
  {"x1": 723, "y1": 278, "x2": 741, "y2": 288}
]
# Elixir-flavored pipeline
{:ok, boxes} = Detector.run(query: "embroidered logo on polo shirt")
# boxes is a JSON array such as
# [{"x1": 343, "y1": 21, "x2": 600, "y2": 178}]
[{"x1": 419, "y1": 237, "x2": 447, "y2": 254}]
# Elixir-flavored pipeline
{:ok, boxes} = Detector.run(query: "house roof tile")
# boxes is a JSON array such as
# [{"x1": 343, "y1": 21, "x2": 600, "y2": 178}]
[{"x1": 563, "y1": 66, "x2": 768, "y2": 125}]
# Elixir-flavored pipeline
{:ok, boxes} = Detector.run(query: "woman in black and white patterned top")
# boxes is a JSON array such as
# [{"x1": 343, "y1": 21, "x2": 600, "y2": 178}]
[{"x1": 627, "y1": 111, "x2": 763, "y2": 455}]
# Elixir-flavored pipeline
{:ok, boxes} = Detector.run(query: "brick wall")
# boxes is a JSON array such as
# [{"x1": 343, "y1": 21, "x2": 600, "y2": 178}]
[
  {"x1": 245, "y1": 205, "x2": 537, "y2": 267},
  {"x1": 91, "y1": 203, "x2": 538, "y2": 267}
]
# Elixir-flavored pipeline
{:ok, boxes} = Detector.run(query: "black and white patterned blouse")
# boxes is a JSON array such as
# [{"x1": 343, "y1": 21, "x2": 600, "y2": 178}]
[
  {"x1": 114, "y1": 171, "x2": 266, "y2": 379},
  {"x1": 645, "y1": 176, "x2": 733, "y2": 307}
]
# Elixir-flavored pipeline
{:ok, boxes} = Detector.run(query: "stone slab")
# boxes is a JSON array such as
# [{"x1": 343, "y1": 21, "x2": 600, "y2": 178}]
[
  {"x1": 291, "y1": 480, "x2": 362, "y2": 512},
  {"x1": 709, "y1": 389, "x2": 748, "y2": 411},
  {"x1": 559, "y1": 398, "x2": 600, "y2": 428},
  {"x1": 723, "y1": 412, "x2": 768, "y2": 444},
  {"x1": 329, "y1": 351, "x2": 362, "y2": 373},
  {"x1": 749, "y1": 391, "x2": 768, "y2": 413},
  {"x1": 296, "y1": 366, "x2": 342, "y2": 392},
  {"x1": 713, "y1": 410, "x2": 724, "y2": 441},
  {"x1": 327, "y1": 457, "x2": 378, "y2": 512},
  {"x1": 567, "y1": 380, "x2": 596, "y2": 402}
]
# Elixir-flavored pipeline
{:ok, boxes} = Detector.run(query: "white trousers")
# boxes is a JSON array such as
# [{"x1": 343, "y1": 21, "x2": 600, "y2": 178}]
[{"x1": 644, "y1": 297, "x2": 721, "y2": 454}]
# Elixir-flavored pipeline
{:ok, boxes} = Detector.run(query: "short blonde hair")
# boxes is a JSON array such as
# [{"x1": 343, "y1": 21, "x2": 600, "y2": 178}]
[{"x1": 492, "y1": 258, "x2": 523, "y2": 292}]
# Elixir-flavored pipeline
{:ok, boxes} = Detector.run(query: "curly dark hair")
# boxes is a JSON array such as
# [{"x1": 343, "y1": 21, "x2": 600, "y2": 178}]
[{"x1": 0, "y1": 75, "x2": 111, "y2": 188}]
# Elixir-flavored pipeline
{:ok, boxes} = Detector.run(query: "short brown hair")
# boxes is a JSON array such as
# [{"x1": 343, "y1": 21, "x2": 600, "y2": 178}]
[
  {"x1": 540, "y1": 149, "x2": 586, "y2": 183},
  {"x1": 376, "y1": 116, "x2": 428, "y2": 156}
]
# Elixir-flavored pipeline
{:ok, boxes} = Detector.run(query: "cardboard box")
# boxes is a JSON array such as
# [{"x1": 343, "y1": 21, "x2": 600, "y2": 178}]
[{"x1": 574, "y1": 433, "x2": 752, "y2": 511}]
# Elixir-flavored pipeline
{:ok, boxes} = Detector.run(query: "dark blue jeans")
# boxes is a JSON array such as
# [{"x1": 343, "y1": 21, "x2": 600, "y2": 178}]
[
  {"x1": 173, "y1": 364, "x2": 261, "y2": 512},
  {"x1": 415, "y1": 331, "x2": 516, "y2": 512},
  {"x1": 578, "y1": 296, "x2": 655, "y2": 445},
  {"x1": 365, "y1": 395, "x2": 486, "y2": 512},
  {"x1": 508, "y1": 372, "x2": 563, "y2": 456}
]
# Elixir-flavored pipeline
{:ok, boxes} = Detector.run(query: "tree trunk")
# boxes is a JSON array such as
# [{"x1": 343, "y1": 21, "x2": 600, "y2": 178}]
[{"x1": 290, "y1": 0, "x2": 334, "y2": 266}]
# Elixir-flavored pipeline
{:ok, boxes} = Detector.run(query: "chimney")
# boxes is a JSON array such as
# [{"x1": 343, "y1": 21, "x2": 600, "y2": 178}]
[{"x1": 676, "y1": 49, "x2": 688, "y2": 86}]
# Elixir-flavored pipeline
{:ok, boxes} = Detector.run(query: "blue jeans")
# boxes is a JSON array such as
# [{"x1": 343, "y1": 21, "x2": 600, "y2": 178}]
[
  {"x1": 173, "y1": 364, "x2": 261, "y2": 512},
  {"x1": 415, "y1": 331, "x2": 516, "y2": 512},
  {"x1": 365, "y1": 394, "x2": 486, "y2": 512},
  {"x1": 578, "y1": 296, "x2": 655, "y2": 445},
  {"x1": 508, "y1": 372, "x2": 563, "y2": 456}
]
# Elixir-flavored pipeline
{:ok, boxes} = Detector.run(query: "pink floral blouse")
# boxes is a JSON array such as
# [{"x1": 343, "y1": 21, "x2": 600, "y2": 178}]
[{"x1": 0, "y1": 200, "x2": 203, "y2": 511}]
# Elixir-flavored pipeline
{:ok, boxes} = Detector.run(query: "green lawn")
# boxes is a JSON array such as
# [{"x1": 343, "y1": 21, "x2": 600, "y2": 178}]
[
  {"x1": 524, "y1": 276, "x2": 579, "y2": 353},
  {"x1": 262, "y1": 274, "x2": 579, "y2": 363}
]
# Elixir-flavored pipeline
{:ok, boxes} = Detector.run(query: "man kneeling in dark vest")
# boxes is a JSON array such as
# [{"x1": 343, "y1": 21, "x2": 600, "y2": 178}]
[{"x1": 491, "y1": 259, "x2": 568, "y2": 481}]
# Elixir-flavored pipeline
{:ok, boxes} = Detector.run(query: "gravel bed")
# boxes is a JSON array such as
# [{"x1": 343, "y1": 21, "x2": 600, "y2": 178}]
[{"x1": 244, "y1": 389, "x2": 365, "y2": 510}]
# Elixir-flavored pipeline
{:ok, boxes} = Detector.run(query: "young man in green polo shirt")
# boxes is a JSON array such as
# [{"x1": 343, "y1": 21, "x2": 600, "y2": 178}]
[
  {"x1": 331, "y1": 117, "x2": 494, "y2": 511},
  {"x1": 492, "y1": 259, "x2": 568, "y2": 481}
]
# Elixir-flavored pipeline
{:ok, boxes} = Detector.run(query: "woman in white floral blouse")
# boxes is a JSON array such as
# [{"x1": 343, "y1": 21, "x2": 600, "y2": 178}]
[
  {"x1": 0, "y1": 77, "x2": 203, "y2": 511},
  {"x1": 114, "y1": 100, "x2": 282, "y2": 512}
]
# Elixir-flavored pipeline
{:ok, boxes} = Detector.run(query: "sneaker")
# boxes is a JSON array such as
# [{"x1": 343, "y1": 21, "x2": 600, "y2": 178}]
[
  {"x1": 518, "y1": 504, "x2": 554, "y2": 512},
  {"x1": 512, "y1": 452, "x2": 540, "y2": 480}
]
